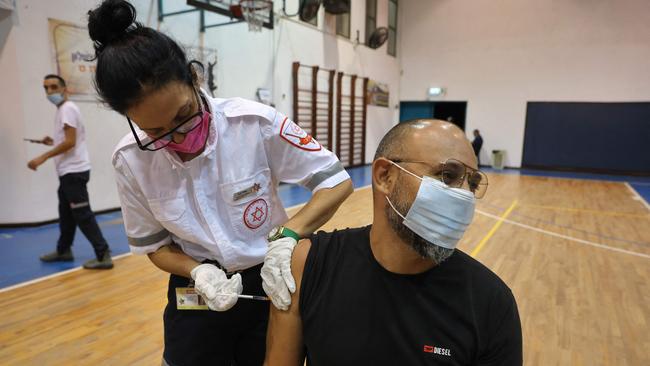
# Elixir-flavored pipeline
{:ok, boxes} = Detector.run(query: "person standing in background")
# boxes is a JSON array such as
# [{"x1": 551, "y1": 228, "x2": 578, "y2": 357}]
[
  {"x1": 472, "y1": 129, "x2": 483, "y2": 165},
  {"x1": 27, "y1": 74, "x2": 113, "y2": 270}
]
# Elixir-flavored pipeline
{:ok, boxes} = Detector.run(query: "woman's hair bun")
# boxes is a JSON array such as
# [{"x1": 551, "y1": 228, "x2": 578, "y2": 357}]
[{"x1": 88, "y1": 0, "x2": 138, "y2": 54}]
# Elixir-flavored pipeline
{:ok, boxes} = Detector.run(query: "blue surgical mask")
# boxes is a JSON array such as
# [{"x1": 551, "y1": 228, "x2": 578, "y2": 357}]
[
  {"x1": 386, "y1": 162, "x2": 476, "y2": 249},
  {"x1": 47, "y1": 93, "x2": 65, "y2": 106}
]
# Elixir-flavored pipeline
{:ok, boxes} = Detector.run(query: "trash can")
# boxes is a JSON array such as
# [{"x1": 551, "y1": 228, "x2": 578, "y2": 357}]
[{"x1": 492, "y1": 150, "x2": 505, "y2": 170}]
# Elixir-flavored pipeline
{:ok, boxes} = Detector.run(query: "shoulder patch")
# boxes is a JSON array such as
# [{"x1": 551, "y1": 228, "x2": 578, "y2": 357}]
[{"x1": 279, "y1": 117, "x2": 322, "y2": 152}]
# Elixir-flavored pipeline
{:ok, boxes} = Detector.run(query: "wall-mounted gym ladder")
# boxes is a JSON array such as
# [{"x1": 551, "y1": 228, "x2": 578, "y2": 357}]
[{"x1": 292, "y1": 62, "x2": 368, "y2": 167}]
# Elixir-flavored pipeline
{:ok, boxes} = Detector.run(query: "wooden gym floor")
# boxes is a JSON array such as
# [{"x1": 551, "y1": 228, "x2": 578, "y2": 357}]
[{"x1": 0, "y1": 172, "x2": 649, "y2": 365}]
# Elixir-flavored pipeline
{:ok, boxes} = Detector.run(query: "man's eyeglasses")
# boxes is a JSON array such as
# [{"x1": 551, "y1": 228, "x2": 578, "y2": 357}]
[
  {"x1": 127, "y1": 88, "x2": 205, "y2": 152},
  {"x1": 390, "y1": 158, "x2": 489, "y2": 199}
]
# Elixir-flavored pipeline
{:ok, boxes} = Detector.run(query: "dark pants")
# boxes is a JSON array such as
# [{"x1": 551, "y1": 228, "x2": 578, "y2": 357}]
[
  {"x1": 56, "y1": 171, "x2": 109, "y2": 260},
  {"x1": 163, "y1": 264, "x2": 270, "y2": 366}
]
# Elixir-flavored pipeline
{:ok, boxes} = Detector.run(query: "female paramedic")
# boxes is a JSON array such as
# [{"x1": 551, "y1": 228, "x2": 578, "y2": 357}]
[{"x1": 87, "y1": 1, "x2": 352, "y2": 365}]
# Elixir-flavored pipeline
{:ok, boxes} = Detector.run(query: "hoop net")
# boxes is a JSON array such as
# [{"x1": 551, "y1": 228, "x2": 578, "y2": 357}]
[{"x1": 240, "y1": 0, "x2": 271, "y2": 32}]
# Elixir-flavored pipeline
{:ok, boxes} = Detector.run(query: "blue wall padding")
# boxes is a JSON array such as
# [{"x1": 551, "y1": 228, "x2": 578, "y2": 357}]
[{"x1": 523, "y1": 102, "x2": 650, "y2": 174}]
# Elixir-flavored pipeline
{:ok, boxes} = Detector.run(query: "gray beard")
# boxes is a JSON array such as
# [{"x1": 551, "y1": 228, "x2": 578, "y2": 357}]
[{"x1": 385, "y1": 180, "x2": 455, "y2": 265}]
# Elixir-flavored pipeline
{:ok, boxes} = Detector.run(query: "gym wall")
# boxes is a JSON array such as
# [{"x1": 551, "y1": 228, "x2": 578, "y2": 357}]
[
  {"x1": 0, "y1": 0, "x2": 400, "y2": 224},
  {"x1": 399, "y1": 0, "x2": 650, "y2": 168}
]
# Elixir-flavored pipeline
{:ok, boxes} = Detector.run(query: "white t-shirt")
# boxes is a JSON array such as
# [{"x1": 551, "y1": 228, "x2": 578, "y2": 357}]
[{"x1": 53, "y1": 101, "x2": 91, "y2": 176}]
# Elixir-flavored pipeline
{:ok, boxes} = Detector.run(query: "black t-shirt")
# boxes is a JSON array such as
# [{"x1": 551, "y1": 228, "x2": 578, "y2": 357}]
[{"x1": 300, "y1": 226, "x2": 522, "y2": 366}]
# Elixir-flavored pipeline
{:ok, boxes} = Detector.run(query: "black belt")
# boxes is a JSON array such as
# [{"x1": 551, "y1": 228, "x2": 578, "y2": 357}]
[{"x1": 201, "y1": 259, "x2": 263, "y2": 276}]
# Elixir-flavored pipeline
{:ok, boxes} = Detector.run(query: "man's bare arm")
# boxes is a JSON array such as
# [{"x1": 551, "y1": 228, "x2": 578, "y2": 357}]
[
  {"x1": 27, "y1": 126, "x2": 76, "y2": 171},
  {"x1": 264, "y1": 239, "x2": 312, "y2": 366},
  {"x1": 43, "y1": 125, "x2": 76, "y2": 159}
]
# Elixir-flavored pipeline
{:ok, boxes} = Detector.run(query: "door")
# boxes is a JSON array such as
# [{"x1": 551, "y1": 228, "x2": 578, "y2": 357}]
[{"x1": 399, "y1": 101, "x2": 467, "y2": 131}]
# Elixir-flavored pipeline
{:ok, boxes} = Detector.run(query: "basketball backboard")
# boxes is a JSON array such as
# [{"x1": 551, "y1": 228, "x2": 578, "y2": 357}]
[{"x1": 186, "y1": 0, "x2": 274, "y2": 30}]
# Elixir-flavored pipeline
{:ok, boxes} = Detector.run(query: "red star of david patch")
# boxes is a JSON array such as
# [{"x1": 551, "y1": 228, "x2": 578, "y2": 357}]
[{"x1": 243, "y1": 198, "x2": 268, "y2": 229}]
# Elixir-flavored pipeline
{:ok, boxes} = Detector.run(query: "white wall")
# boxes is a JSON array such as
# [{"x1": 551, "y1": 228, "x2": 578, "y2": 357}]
[
  {"x1": 0, "y1": 1, "x2": 131, "y2": 224},
  {"x1": 0, "y1": 0, "x2": 400, "y2": 224},
  {"x1": 399, "y1": 0, "x2": 650, "y2": 167}
]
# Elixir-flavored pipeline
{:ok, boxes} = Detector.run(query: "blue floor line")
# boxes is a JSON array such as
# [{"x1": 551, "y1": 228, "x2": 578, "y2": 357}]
[{"x1": 0, "y1": 165, "x2": 373, "y2": 289}]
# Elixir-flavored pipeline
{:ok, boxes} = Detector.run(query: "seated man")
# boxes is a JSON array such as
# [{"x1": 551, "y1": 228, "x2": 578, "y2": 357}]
[{"x1": 265, "y1": 120, "x2": 522, "y2": 366}]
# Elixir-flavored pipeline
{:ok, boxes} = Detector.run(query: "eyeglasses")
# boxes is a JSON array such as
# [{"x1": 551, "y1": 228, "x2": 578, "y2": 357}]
[
  {"x1": 127, "y1": 88, "x2": 205, "y2": 152},
  {"x1": 390, "y1": 158, "x2": 489, "y2": 199}
]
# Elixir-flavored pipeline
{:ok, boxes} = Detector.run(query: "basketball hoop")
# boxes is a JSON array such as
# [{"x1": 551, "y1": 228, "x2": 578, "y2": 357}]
[{"x1": 238, "y1": 0, "x2": 272, "y2": 32}]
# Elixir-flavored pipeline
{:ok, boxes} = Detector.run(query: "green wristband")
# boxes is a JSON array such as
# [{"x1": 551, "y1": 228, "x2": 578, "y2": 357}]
[{"x1": 280, "y1": 227, "x2": 301, "y2": 242}]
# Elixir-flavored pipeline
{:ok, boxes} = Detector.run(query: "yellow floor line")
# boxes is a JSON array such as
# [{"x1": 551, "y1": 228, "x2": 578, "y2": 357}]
[{"x1": 471, "y1": 200, "x2": 518, "y2": 258}]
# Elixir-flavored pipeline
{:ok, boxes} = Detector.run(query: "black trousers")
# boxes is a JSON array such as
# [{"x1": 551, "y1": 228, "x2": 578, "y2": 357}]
[
  {"x1": 56, "y1": 171, "x2": 109, "y2": 259},
  {"x1": 163, "y1": 264, "x2": 270, "y2": 366}
]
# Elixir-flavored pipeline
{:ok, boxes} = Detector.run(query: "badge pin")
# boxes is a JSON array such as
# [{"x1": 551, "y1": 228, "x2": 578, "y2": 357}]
[{"x1": 233, "y1": 183, "x2": 261, "y2": 201}]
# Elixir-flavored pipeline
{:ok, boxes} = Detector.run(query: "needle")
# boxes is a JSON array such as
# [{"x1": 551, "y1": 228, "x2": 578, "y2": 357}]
[{"x1": 214, "y1": 294, "x2": 269, "y2": 301}]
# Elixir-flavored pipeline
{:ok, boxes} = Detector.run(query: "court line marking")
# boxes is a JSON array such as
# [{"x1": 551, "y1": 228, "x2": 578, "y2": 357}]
[
  {"x1": 480, "y1": 201, "x2": 649, "y2": 246},
  {"x1": 0, "y1": 186, "x2": 373, "y2": 293},
  {"x1": 476, "y1": 209, "x2": 650, "y2": 260},
  {"x1": 624, "y1": 182, "x2": 650, "y2": 213},
  {"x1": 519, "y1": 204, "x2": 650, "y2": 219},
  {"x1": 471, "y1": 200, "x2": 518, "y2": 258}
]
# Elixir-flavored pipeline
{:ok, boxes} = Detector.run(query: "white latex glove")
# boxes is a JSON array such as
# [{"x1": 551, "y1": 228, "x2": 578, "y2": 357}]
[
  {"x1": 261, "y1": 237, "x2": 298, "y2": 311},
  {"x1": 190, "y1": 264, "x2": 243, "y2": 311}
]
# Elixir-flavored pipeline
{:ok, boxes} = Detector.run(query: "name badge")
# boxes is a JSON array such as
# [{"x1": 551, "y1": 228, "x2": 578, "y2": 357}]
[
  {"x1": 176, "y1": 287, "x2": 209, "y2": 310},
  {"x1": 233, "y1": 183, "x2": 262, "y2": 201}
]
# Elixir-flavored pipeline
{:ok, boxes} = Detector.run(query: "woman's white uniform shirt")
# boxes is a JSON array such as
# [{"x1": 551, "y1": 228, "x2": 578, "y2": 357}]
[{"x1": 112, "y1": 94, "x2": 349, "y2": 271}]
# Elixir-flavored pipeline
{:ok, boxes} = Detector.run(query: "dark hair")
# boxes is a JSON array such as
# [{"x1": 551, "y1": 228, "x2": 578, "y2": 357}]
[
  {"x1": 87, "y1": 0, "x2": 194, "y2": 114},
  {"x1": 44, "y1": 74, "x2": 66, "y2": 87}
]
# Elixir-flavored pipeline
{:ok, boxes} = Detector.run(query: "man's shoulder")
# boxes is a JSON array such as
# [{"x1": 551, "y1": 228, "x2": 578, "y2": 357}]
[
  {"x1": 57, "y1": 101, "x2": 81, "y2": 122},
  {"x1": 301, "y1": 227, "x2": 369, "y2": 271},
  {"x1": 296, "y1": 227, "x2": 370, "y2": 311},
  {"x1": 452, "y1": 250, "x2": 512, "y2": 294},
  {"x1": 310, "y1": 226, "x2": 369, "y2": 252},
  {"x1": 295, "y1": 227, "x2": 369, "y2": 266},
  {"x1": 60, "y1": 101, "x2": 80, "y2": 114}
]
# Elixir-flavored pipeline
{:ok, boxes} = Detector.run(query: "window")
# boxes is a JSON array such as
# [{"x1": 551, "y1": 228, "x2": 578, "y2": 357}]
[
  {"x1": 365, "y1": 0, "x2": 377, "y2": 44},
  {"x1": 299, "y1": 0, "x2": 318, "y2": 26},
  {"x1": 388, "y1": 0, "x2": 398, "y2": 56},
  {"x1": 336, "y1": 11, "x2": 351, "y2": 38}
]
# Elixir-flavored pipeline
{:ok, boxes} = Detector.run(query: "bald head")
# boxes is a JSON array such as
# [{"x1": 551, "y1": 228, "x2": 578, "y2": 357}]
[{"x1": 374, "y1": 119, "x2": 476, "y2": 169}]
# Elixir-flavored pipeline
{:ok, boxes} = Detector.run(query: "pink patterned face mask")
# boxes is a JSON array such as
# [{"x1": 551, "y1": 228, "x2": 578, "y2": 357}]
[
  {"x1": 162, "y1": 108, "x2": 211, "y2": 154},
  {"x1": 151, "y1": 89, "x2": 212, "y2": 154}
]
